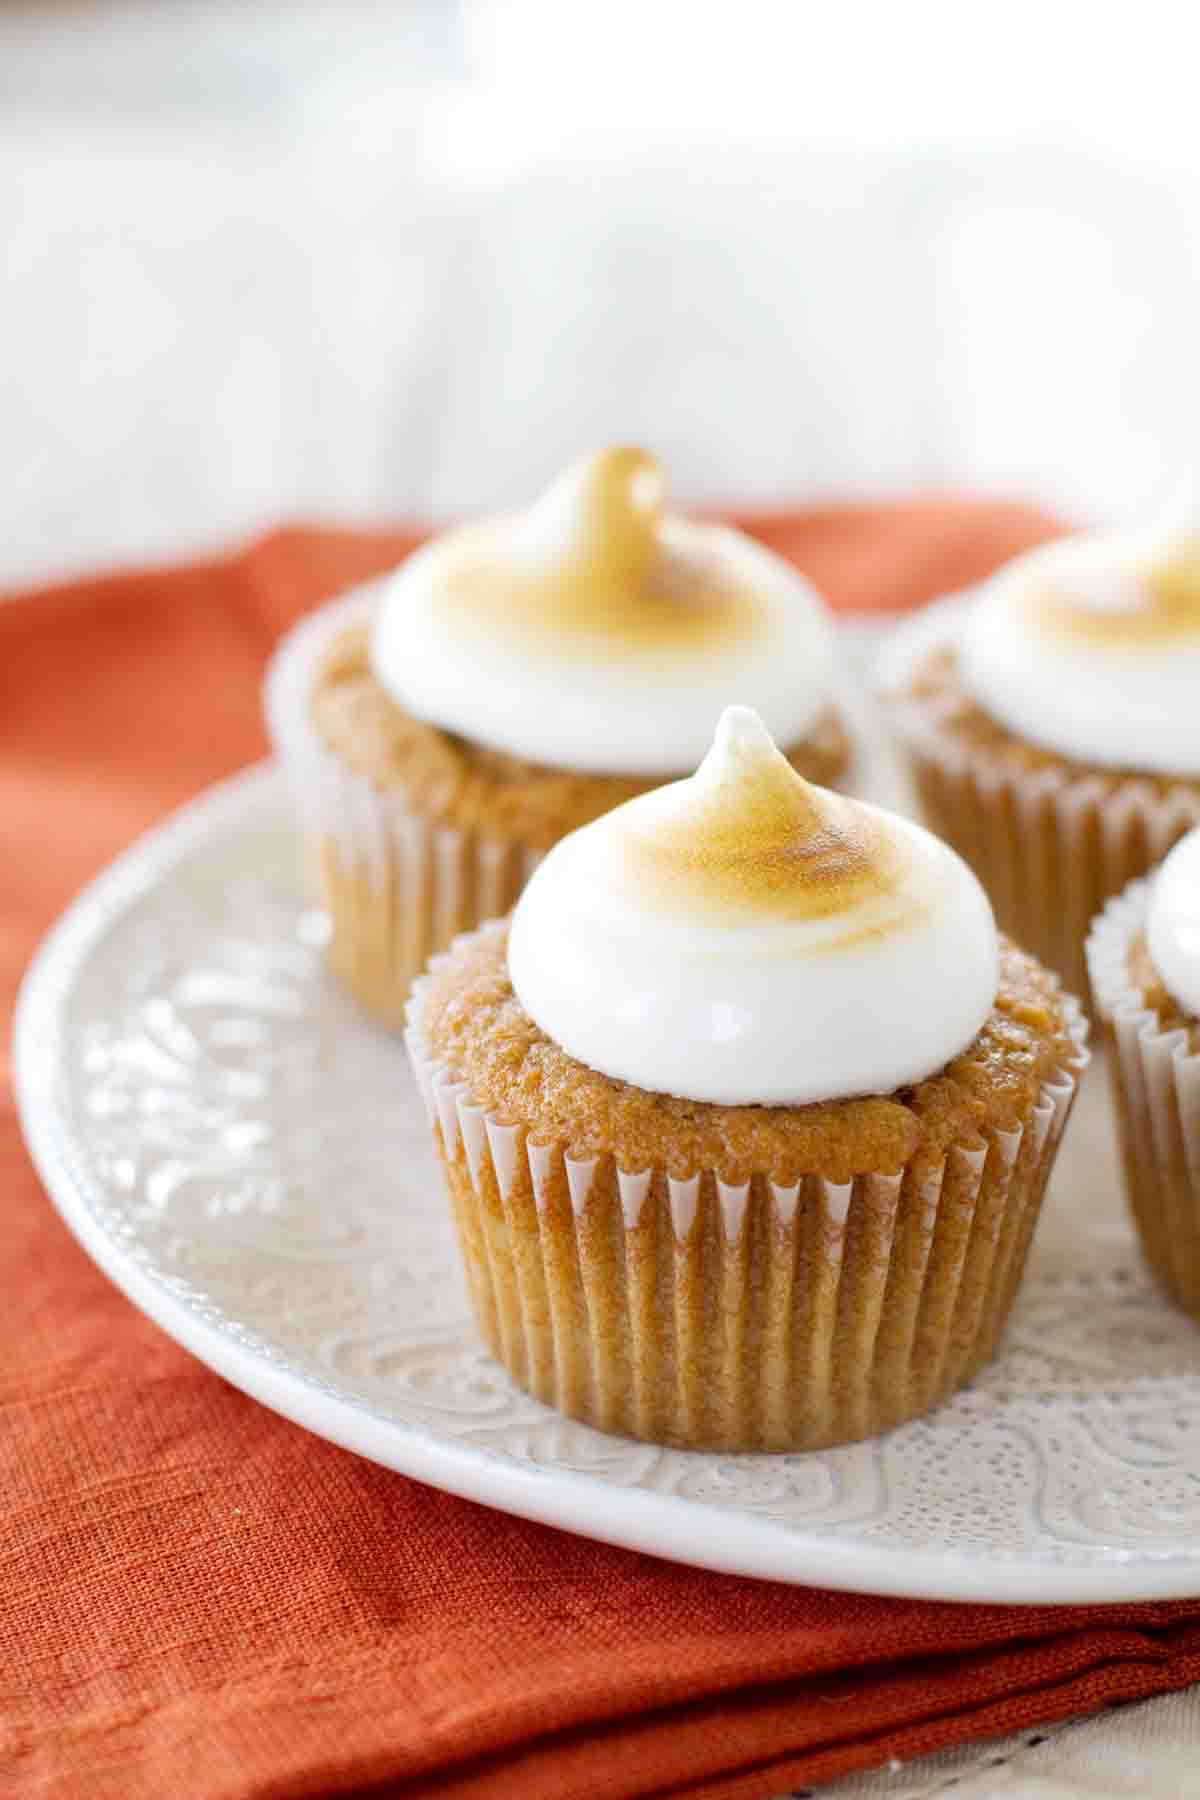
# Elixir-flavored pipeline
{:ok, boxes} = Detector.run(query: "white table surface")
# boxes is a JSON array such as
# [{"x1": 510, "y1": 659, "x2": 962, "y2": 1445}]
[{"x1": 818, "y1": 1693, "x2": 1200, "y2": 1798}]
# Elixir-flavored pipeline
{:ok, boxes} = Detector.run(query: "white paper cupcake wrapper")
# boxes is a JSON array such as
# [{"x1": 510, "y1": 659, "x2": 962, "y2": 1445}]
[
  {"x1": 891, "y1": 690, "x2": 1200, "y2": 1003},
  {"x1": 405, "y1": 945, "x2": 1087, "y2": 1450},
  {"x1": 264, "y1": 591, "x2": 543, "y2": 1023},
  {"x1": 1087, "y1": 881, "x2": 1200, "y2": 1312}
]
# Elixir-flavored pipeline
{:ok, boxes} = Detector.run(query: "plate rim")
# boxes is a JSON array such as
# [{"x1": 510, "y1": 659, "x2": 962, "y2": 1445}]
[{"x1": 15, "y1": 754, "x2": 1200, "y2": 1608}]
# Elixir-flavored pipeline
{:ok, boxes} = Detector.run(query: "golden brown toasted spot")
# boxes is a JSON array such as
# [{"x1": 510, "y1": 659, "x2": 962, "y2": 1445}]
[
  {"x1": 310, "y1": 622, "x2": 853, "y2": 847},
  {"x1": 438, "y1": 549, "x2": 758, "y2": 657},
  {"x1": 432, "y1": 447, "x2": 762, "y2": 659},
  {"x1": 440, "y1": 541, "x2": 759, "y2": 655},
  {"x1": 420, "y1": 922, "x2": 1080, "y2": 1187},
  {"x1": 619, "y1": 717, "x2": 917, "y2": 931},
  {"x1": 626, "y1": 788, "x2": 907, "y2": 924},
  {"x1": 1149, "y1": 540, "x2": 1200, "y2": 634},
  {"x1": 1029, "y1": 538, "x2": 1200, "y2": 648},
  {"x1": 525, "y1": 445, "x2": 664, "y2": 600}
]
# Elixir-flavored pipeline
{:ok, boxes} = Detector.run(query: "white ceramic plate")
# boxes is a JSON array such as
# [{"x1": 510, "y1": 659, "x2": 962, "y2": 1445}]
[{"x1": 16, "y1": 623, "x2": 1200, "y2": 1605}]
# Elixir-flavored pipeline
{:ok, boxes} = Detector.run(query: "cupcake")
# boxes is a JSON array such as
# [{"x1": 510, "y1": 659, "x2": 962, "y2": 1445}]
[
  {"x1": 407, "y1": 707, "x2": 1087, "y2": 1452},
  {"x1": 266, "y1": 449, "x2": 850, "y2": 1027},
  {"x1": 886, "y1": 506, "x2": 1200, "y2": 998},
  {"x1": 1088, "y1": 828, "x2": 1200, "y2": 1316}
]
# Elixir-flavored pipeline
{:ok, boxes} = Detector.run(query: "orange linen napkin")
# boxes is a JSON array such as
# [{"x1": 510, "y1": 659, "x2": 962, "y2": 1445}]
[{"x1": 10, "y1": 499, "x2": 1200, "y2": 1800}]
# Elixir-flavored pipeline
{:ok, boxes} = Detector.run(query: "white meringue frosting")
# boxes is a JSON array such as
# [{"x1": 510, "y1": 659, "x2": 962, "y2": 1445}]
[
  {"x1": 507, "y1": 707, "x2": 999, "y2": 1106},
  {"x1": 959, "y1": 496, "x2": 1200, "y2": 776},
  {"x1": 370, "y1": 448, "x2": 837, "y2": 775},
  {"x1": 1147, "y1": 827, "x2": 1200, "y2": 1017}
]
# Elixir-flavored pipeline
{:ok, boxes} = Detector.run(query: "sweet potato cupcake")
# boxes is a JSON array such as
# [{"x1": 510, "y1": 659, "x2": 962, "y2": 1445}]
[
  {"x1": 265, "y1": 449, "x2": 851, "y2": 1027},
  {"x1": 1088, "y1": 828, "x2": 1200, "y2": 1317},
  {"x1": 886, "y1": 509, "x2": 1200, "y2": 998},
  {"x1": 407, "y1": 707, "x2": 1087, "y2": 1452}
]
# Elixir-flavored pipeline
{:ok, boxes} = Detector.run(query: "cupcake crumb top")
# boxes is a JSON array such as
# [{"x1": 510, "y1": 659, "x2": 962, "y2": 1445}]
[
  {"x1": 311, "y1": 621, "x2": 851, "y2": 848},
  {"x1": 904, "y1": 646, "x2": 1196, "y2": 794},
  {"x1": 420, "y1": 922, "x2": 1079, "y2": 1186}
]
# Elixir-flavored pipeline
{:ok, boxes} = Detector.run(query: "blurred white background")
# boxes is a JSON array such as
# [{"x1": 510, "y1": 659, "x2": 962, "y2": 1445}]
[{"x1": 3, "y1": 0, "x2": 1200, "y2": 586}]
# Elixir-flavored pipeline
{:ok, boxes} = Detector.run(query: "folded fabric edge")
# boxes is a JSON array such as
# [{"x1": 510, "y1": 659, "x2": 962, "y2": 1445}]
[{"x1": 11, "y1": 1614, "x2": 1200, "y2": 1800}]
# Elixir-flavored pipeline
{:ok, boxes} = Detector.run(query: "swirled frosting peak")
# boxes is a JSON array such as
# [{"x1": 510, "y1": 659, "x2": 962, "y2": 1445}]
[
  {"x1": 370, "y1": 448, "x2": 837, "y2": 775},
  {"x1": 959, "y1": 494, "x2": 1200, "y2": 774},
  {"x1": 1147, "y1": 826, "x2": 1200, "y2": 1017},
  {"x1": 507, "y1": 707, "x2": 999, "y2": 1105}
]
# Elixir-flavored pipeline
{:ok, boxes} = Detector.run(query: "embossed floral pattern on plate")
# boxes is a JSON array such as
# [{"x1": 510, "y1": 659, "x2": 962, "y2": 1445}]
[{"x1": 16, "y1": 756, "x2": 1200, "y2": 1604}]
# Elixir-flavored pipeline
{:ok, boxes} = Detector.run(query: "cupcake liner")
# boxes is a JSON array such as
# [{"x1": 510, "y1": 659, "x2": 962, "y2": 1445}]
[
  {"x1": 264, "y1": 592, "x2": 543, "y2": 1027},
  {"x1": 1088, "y1": 883, "x2": 1200, "y2": 1316},
  {"x1": 405, "y1": 957, "x2": 1088, "y2": 1452},
  {"x1": 892, "y1": 692, "x2": 1200, "y2": 1002}
]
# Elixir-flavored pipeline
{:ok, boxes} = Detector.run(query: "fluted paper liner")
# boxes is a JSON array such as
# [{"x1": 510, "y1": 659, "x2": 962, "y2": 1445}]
[
  {"x1": 889, "y1": 688, "x2": 1200, "y2": 1002},
  {"x1": 405, "y1": 956, "x2": 1088, "y2": 1452},
  {"x1": 264, "y1": 593, "x2": 543, "y2": 1027},
  {"x1": 1088, "y1": 882, "x2": 1200, "y2": 1317}
]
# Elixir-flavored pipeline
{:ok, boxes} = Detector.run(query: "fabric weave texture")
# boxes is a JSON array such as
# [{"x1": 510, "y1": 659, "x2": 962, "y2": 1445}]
[{"x1": 13, "y1": 502, "x2": 1200, "y2": 1800}]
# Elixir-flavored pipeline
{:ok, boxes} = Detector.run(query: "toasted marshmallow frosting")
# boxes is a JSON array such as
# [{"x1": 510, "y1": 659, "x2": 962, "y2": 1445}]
[
  {"x1": 1147, "y1": 827, "x2": 1200, "y2": 1017},
  {"x1": 507, "y1": 707, "x2": 998, "y2": 1105},
  {"x1": 370, "y1": 448, "x2": 837, "y2": 775},
  {"x1": 958, "y1": 500, "x2": 1200, "y2": 776}
]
